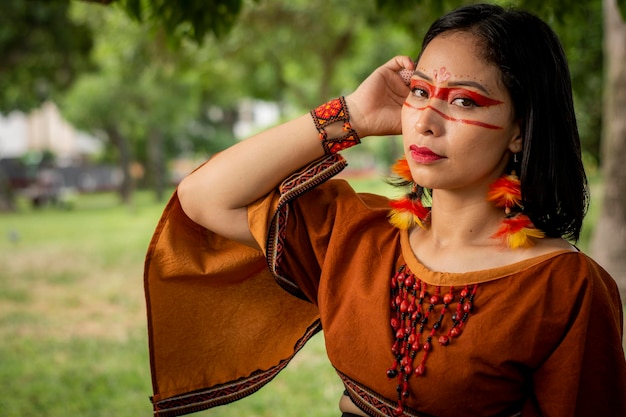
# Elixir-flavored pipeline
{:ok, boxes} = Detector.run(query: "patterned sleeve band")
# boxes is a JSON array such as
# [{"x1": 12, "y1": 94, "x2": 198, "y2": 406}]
[{"x1": 310, "y1": 96, "x2": 361, "y2": 155}]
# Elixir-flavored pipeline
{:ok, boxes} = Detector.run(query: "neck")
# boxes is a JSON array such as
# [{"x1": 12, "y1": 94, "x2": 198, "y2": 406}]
[{"x1": 426, "y1": 190, "x2": 504, "y2": 248}]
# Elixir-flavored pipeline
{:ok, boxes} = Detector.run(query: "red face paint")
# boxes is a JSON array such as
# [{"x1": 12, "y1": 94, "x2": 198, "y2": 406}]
[
  {"x1": 409, "y1": 79, "x2": 503, "y2": 107},
  {"x1": 403, "y1": 100, "x2": 504, "y2": 130},
  {"x1": 406, "y1": 79, "x2": 504, "y2": 130},
  {"x1": 433, "y1": 66, "x2": 451, "y2": 84}
]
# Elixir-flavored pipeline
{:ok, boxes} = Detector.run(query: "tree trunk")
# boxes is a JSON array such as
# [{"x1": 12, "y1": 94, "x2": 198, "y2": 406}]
[
  {"x1": 0, "y1": 167, "x2": 15, "y2": 212},
  {"x1": 147, "y1": 128, "x2": 166, "y2": 203},
  {"x1": 591, "y1": 0, "x2": 626, "y2": 298},
  {"x1": 104, "y1": 124, "x2": 134, "y2": 205}
]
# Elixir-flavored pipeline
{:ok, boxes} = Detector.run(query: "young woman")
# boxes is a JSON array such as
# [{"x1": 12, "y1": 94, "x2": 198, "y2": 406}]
[{"x1": 144, "y1": 4, "x2": 626, "y2": 416}]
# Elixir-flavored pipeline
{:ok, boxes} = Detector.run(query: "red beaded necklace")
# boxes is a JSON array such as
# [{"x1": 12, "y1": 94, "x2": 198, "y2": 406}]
[{"x1": 387, "y1": 265, "x2": 478, "y2": 416}]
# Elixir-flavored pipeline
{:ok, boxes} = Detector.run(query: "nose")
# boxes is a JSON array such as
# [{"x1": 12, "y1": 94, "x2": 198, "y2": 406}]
[{"x1": 414, "y1": 104, "x2": 444, "y2": 137}]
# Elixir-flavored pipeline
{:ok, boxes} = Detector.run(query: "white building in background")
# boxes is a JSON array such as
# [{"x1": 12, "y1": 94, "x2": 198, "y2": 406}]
[
  {"x1": 0, "y1": 111, "x2": 28, "y2": 157},
  {"x1": 2, "y1": 99, "x2": 278, "y2": 162},
  {"x1": 0, "y1": 101, "x2": 102, "y2": 163},
  {"x1": 233, "y1": 99, "x2": 281, "y2": 139}
]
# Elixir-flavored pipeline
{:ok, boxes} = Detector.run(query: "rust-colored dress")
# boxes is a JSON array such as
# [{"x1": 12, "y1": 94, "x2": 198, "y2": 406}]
[{"x1": 144, "y1": 155, "x2": 626, "y2": 417}]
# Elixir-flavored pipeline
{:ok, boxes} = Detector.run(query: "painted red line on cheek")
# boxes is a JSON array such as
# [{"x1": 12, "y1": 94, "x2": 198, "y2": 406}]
[{"x1": 403, "y1": 101, "x2": 503, "y2": 130}]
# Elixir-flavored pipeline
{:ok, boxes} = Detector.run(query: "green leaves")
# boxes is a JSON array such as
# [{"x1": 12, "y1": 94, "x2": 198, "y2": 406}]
[
  {"x1": 116, "y1": 0, "x2": 249, "y2": 42},
  {"x1": 0, "y1": 0, "x2": 94, "y2": 112}
]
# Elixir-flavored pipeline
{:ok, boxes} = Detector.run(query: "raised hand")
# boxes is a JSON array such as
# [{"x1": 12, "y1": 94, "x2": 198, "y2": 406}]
[{"x1": 345, "y1": 56, "x2": 414, "y2": 138}]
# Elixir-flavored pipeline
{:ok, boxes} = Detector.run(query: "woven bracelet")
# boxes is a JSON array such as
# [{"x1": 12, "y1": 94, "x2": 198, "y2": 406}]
[{"x1": 310, "y1": 96, "x2": 361, "y2": 155}]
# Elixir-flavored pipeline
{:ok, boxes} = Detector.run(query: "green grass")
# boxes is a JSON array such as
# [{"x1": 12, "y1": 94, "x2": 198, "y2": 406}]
[
  {"x1": 0, "y1": 191, "x2": 161, "y2": 417},
  {"x1": 0, "y1": 175, "x2": 605, "y2": 417},
  {"x1": 0, "y1": 189, "x2": 343, "y2": 417},
  {"x1": 0, "y1": 335, "x2": 150, "y2": 417}
]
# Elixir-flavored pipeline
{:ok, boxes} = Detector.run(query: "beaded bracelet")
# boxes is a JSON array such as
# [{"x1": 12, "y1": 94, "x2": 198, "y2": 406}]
[{"x1": 310, "y1": 96, "x2": 361, "y2": 155}]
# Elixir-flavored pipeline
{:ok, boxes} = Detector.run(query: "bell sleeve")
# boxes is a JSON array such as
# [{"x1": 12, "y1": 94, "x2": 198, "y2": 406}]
[{"x1": 144, "y1": 187, "x2": 322, "y2": 416}]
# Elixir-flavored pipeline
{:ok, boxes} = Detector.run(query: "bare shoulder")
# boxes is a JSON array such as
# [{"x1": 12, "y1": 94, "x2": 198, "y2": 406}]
[
  {"x1": 523, "y1": 237, "x2": 577, "y2": 257},
  {"x1": 501, "y1": 237, "x2": 577, "y2": 268}
]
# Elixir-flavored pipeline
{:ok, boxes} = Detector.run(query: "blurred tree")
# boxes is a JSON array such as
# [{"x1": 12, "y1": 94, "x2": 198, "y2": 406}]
[
  {"x1": 178, "y1": 0, "x2": 428, "y2": 167},
  {"x1": 67, "y1": 0, "x2": 428, "y2": 203},
  {"x1": 0, "y1": 0, "x2": 93, "y2": 113},
  {"x1": 202, "y1": 0, "x2": 422, "y2": 108},
  {"x1": 61, "y1": 5, "x2": 203, "y2": 203},
  {"x1": 0, "y1": 0, "x2": 93, "y2": 211},
  {"x1": 85, "y1": 0, "x2": 626, "y2": 43},
  {"x1": 85, "y1": 0, "x2": 251, "y2": 42},
  {"x1": 591, "y1": 0, "x2": 626, "y2": 296}
]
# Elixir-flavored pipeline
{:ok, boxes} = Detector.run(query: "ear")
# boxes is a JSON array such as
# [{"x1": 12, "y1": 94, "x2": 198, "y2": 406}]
[{"x1": 507, "y1": 123, "x2": 523, "y2": 154}]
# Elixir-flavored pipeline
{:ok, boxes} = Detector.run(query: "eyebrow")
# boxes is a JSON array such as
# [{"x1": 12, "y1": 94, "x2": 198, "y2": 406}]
[{"x1": 413, "y1": 70, "x2": 491, "y2": 95}]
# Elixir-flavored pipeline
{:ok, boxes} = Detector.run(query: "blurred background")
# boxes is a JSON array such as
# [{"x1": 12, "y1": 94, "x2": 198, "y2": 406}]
[{"x1": 0, "y1": 0, "x2": 624, "y2": 416}]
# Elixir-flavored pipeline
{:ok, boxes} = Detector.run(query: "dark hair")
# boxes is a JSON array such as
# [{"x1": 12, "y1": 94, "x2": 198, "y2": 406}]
[{"x1": 415, "y1": 3, "x2": 588, "y2": 241}]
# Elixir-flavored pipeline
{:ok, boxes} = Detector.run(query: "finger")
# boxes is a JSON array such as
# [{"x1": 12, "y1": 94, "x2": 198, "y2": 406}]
[
  {"x1": 387, "y1": 56, "x2": 414, "y2": 86},
  {"x1": 382, "y1": 55, "x2": 412, "y2": 71},
  {"x1": 399, "y1": 55, "x2": 416, "y2": 71},
  {"x1": 390, "y1": 55, "x2": 415, "y2": 71}
]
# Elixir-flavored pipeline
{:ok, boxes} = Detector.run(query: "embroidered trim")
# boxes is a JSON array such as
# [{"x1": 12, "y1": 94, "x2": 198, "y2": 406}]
[
  {"x1": 151, "y1": 320, "x2": 322, "y2": 417},
  {"x1": 266, "y1": 154, "x2": 347, "y2": 300},
  {"x1": 311, "y1": 96, "x2": 361, "y2": 154},
  {"x1": 338, "y1": 370, "x2": 430, "y2": 417},
  {"x1": 338, "y1": 370, "x2": 522, "y2": 417}
]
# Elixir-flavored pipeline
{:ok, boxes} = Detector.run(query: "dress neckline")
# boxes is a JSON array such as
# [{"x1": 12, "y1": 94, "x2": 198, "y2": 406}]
[{"x1": 400, "y1": 229, "x2": 576, "y2": 286}]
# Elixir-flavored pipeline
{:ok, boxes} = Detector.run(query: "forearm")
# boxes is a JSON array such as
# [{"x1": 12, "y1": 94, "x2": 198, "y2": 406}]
[
  {"x1": 177, "y1": 105, "x2": 354, "y2": 246},
  {"x1": 177, "y1": 56, "x2": 413, "y2": 246},
  {"x1": 181, "y1": 112, "x2": 324, "y2": 209}
]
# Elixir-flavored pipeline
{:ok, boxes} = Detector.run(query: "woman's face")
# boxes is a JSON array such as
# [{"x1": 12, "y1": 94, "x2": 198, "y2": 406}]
[{"x1": 402, "y1": 31, "x2": 522, "y2": 194}]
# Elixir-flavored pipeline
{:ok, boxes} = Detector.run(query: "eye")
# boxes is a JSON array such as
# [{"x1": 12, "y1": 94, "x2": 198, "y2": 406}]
[
  {"x1": 451, "y1": 97, "x2": 478, "y2": 108},
  {"x1": 411, "y1": 87, "x2": 429, "y2": 99},
  {"x1": 409, "y1": 79, "x2": 432, "y2": 100}
]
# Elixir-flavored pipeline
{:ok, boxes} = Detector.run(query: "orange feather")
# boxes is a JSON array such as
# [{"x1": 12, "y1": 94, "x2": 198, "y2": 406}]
[{"x1": 391, "y1": 158, "x2": 413, "y2": 182}]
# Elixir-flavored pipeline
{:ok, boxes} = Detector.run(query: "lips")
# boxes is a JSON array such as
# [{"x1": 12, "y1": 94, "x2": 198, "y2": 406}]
[{"x1": 409, "y1": 145, "x2": 444, "y2": 163}]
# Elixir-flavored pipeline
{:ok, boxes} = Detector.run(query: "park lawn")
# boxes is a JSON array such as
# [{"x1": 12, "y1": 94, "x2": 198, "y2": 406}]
[
  {"x1": 0, "y1": 187, "x2": 348, "y2": 417},
  {"x1": 0, "y1": 190, "x2": 166, "y2": 417},
  {"x1": 0, "y1": 175, "x2": 603, "y2": 417}
]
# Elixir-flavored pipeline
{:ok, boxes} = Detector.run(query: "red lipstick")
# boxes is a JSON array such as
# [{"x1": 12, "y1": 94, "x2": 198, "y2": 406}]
[{"x1": 409, "y1": 145, "x2": 444, "y2": 164}]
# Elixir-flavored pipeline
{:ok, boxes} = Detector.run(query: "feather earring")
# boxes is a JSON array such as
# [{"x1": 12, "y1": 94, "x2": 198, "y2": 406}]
[
  {"x1": 486, "y1": 171, "x2": 545, "y2": 248},
  {"x1": 388, "y1": 158, "x2": 430, "y2": 230},
  {"x1": 493, "y1": 214, "x2": 546, "y2": 249},
  {"x1": 388, "y1": 193, "x2": 430, "y2": 230},
  {"x1": 390, "y1": 157, "x2": 413, "y2": 182}
]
